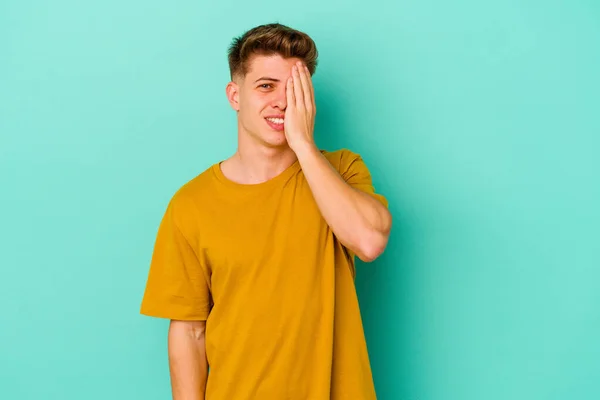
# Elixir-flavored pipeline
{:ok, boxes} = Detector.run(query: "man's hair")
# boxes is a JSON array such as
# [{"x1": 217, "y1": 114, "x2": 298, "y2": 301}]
[{"x1": 227, "y1": 23, "x2": 318, "y2": 80}]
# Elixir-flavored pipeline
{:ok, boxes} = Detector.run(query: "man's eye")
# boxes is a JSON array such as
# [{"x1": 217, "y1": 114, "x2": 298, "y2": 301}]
[{"x1": 259, "y1": 84, "x2": 273, "y2": 89}]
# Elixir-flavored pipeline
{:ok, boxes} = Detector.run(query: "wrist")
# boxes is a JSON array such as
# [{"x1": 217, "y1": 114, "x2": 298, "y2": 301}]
[{"x1": 291, "y1": 140, "x2": 319, "y2": 159}]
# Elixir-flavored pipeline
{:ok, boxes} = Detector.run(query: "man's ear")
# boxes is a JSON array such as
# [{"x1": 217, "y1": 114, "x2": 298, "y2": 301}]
[{"x1": 226, "y1": 81, "x2": 240, "y2": 111}]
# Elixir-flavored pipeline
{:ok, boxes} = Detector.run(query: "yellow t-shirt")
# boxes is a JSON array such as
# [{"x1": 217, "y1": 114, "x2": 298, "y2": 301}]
[{"x1": 140, "y1": 148, "x2": 388, "y2": 399}]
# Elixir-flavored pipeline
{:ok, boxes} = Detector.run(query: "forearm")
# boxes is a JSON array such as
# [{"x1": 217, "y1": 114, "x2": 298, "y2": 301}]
[
  {"x1": 295, "y1": 144, "x2": 392, "y2": 262},
  {"x1": 168, "y1": 320, "x2": 208, "y2": 400}
]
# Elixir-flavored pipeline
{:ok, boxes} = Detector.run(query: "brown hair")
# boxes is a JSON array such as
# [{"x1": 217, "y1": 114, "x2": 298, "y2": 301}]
[{"x1": 227, "y1": 23, "x2": 318, "y2": 80}]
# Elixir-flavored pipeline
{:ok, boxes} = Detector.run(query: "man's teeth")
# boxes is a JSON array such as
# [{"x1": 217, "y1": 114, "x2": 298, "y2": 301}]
[{"x1": 267, "y1": 118, "x2": 284, "y2": 124}]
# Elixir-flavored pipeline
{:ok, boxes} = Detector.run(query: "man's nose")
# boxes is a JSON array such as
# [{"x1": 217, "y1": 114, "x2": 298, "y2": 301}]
[{"x1": 272, "y1": 86, "x2": 287, "y2": 109}]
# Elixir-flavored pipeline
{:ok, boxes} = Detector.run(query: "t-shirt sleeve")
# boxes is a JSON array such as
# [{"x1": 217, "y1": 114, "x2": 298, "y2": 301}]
[
  {"x1": 140, "y1": 195, "x2": 212, "y2": 321},
  {"x1": 340, "y1": 150, "x2": 389, "y2": 208}
]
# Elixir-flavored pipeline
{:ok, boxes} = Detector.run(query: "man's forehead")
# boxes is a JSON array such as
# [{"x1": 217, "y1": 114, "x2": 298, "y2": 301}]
[{"x1": 247, "y1": 54, "x2": 299, "y2": 78}]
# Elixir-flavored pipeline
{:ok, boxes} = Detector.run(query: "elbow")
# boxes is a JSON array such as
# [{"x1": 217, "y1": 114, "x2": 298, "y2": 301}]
[
  {"x1": 357, "y1": 210, "x2": 392, "y2": 262},
  {"x1": 356, "y1": 229, "x2": 390, "y2": 263},
  {"x1": 356, "y1": 241, "x2": 386, "y2": 263}
]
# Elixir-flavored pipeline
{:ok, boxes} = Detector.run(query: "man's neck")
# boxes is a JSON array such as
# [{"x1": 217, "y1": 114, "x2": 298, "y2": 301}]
[{"x1": 220, "y1": 145, "x2": 298, "y2": 185}]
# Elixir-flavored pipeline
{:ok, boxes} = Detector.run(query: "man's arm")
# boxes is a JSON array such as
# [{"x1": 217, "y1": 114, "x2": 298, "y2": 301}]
[
  {"x1": 284, "y1": 61, "x2": 392, "y2": 262},
  {"x1": 296, "y1": 144, "x2": 391, "y2": 262},
  {"x1": 168, "y1": 320, "x2": 208, "y2": 400}
]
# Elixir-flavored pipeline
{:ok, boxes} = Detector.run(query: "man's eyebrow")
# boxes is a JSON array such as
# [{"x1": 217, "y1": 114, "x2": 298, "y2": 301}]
[{"x1": 254, "y1": 77, "x2": 280, "y2": 83}]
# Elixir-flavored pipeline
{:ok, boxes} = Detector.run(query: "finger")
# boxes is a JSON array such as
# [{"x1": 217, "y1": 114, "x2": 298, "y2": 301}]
[
  {"x1": 292, "y1": 65, "x2": 304, "y2": 108},
  {"x1": 297, "y1": 63, "x2": 313, "y2": 111},
  {"x1": 286, "y1": 76, "x2": 295, "y2": 108},
  {"x1": 304, "y1": 64, "x2": 316, "y2": 111}
]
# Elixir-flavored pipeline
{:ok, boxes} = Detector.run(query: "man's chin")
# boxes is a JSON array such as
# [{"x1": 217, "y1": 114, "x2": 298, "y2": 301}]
[
  {"x1": 241, "y1": 128, "x2": 289, "y2": 149},
  {"x1": 260, "y1": 130, "x2": 288, "y2": 147},
  {"x1": 264, "y1": 137, "x2": 289, "y2": 149}
]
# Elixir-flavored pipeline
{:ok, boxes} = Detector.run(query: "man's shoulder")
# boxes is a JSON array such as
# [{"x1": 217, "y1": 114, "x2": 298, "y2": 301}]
[
  {"x1": 167, "y1": 162, "x2": 220, "y2": 210},
  {"x1": 321, "y1": 147, "x2": 363, "y2": 172}
]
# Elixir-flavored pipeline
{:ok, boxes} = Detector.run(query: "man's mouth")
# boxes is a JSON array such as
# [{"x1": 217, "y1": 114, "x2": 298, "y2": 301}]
[
  {"x1": 265, "y1": 116, "x2": 285, "y2": 131},
  {"x1": 265, "y1": 117, "x2": 284, "y2": 124}
]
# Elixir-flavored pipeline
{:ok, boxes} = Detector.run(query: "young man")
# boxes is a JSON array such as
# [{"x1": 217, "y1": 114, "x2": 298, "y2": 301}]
[{"x1": 140, "y1": 23, "x2": 392, "y2": 399}]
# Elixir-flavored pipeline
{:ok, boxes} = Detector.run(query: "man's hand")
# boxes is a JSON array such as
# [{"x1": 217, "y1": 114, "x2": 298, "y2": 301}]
[{"x1": 284, "y1": 61, "x2": 316, "y2": 152}]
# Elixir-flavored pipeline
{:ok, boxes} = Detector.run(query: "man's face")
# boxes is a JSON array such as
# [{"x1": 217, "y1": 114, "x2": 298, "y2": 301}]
[{"x1": 228, "y1": 53, "x2": 302, "y2": 148}]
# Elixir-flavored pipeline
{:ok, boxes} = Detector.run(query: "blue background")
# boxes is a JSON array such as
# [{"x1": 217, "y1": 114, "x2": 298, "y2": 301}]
[{"x1": 1, "y1": 1, "x2": 599, "y2": 399}]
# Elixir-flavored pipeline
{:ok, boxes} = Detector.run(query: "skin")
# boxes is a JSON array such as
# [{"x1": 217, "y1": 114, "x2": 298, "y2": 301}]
[{"x1": 169, "y1": 52, "x2": 392, "y2": 400}]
